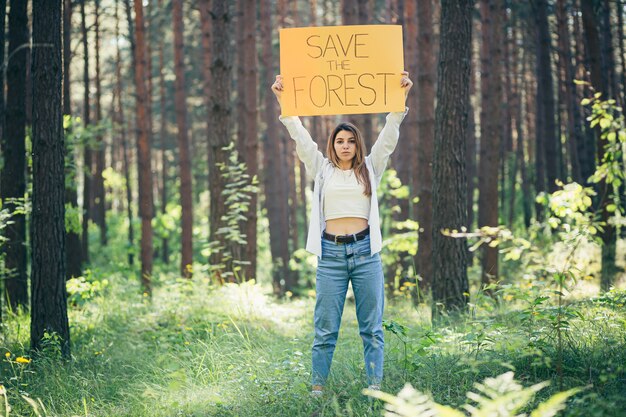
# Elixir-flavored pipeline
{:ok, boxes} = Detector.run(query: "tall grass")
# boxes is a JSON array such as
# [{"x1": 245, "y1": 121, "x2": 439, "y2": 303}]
[{"x1": 0, "y1": 264, "x2": 625, "y2": 416}]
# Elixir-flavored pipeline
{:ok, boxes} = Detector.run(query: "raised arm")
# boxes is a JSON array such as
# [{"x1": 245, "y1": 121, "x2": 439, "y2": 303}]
[
  {"x1": 272, "y1": 75, "x2": 324, "y2": 177},
  {"x1": 369, "y1": 71, "x2": 413, "y2": 181}
]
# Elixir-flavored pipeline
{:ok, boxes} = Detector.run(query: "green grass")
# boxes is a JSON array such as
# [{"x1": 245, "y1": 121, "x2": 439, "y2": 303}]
[{"x1": 1, "y1": 267, "x2": 625, "y2": 417}]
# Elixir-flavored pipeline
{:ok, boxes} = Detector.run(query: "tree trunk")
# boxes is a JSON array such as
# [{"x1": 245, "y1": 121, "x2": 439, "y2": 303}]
[
  {"x1": 0, "y1": 0, "x2": 4, "y2": 321},
  {"x1": 520, "y1": 48, "x2": 541, "y2": 224},
  {"x1": 80, "y1": 0, "x2": 91, "y2": 264},
  {"x1": 533, "y1": 0, "x2": 558, "y2": 194},
  {"x1": 617, "y1": 0, "x2": 626, "y2": 113},
  {"x1": 582, "y1": 0, "x2": 617, "y2": 291},
  {"x1": 205, "y1": 0, "x2": 234, "y2": 282},
  {"x1": 240, "y1": 0, "x2": 258, "y2": 281},
  {"x1": 574, "y1": 4, "x2": 595, "y2": 183},
  {"x1": 172, "y1": 0, "x2": 193, "y2": 278},
  {"x1": 31, "y1": 0, "x2": 70, "y2": 357},
  {"x1": 63, "y1": 0, "x2": 82, "y2": 279},
  {"x1": 259, "y1": 0, "x2": 290, "y2": 295},
  {"x1": 415, "y1": 0, "x2": 435, "y2": 290},
  {"x1": 114, "y1": 0, "x2": 134, "y2": 266},
  {"x1": 556, "y1": 0, "x2": 583, "y2": 184},
  {"x1": 432, "y1": 0, "x2": 472, "y2": 317},
  {"x1": 388, "y1": 0, "x2": 413, "y2": 293},
  {"x1": 478, "y1": 0, "x2": 502, "y2": 288},
  {"x1": 279, "y1": 0, "x2": 299, "y2": 291},
  {"x1": 467, "y1": 12, "x2": 479, "y2": 236},
  {"x1": 2, "y1": 0, "x2": 29, "y2": 311},
  {"x1": 133, "y1": 0, "x2": 154, "y2": 292},
  {"x1": 158, "y1": 0, "x2": 168, "y2": 264},
  {"x1": 93, "y1": 0, "x2": 106, "y2": 245}
]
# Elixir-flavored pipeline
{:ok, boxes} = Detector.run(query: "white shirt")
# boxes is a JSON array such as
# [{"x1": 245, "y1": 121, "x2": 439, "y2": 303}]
[
  {"x1": 323, "y1": 168, "x2": 370, "y2": 221},
  {"x1": 279, "y1": 108, "x2": 408, "y2": 258}
]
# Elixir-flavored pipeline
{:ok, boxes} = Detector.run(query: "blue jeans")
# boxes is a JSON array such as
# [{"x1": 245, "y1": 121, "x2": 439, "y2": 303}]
[{"x1": 311, "y1": 235, "x2": 385, "y2": 386}]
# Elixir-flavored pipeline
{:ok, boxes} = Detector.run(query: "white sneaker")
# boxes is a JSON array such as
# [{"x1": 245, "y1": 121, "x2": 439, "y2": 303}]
[{"x1": 367, "y1": 384, "x2": 380, "y2": 391}]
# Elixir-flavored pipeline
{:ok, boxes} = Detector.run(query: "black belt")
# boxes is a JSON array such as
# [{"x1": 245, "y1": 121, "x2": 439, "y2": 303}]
[{"x1": 323, "y1": 227, "x2": 370, "y2": 244}]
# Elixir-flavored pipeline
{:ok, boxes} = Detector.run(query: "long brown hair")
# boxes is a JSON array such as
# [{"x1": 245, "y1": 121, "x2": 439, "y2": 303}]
[{"x1": 326, "y1": 122, "x2": 372, "y2": 196}]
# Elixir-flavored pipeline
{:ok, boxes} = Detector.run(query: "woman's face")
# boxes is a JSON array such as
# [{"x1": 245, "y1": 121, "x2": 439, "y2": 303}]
[{"x1": 333, "y1": 130, "x2": 357, "y2": 165}]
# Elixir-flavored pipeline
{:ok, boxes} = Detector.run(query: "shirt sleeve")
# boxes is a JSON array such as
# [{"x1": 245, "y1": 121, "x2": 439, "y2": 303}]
[
  {"x1": 279, "y1": 115, "x2": 325, "y2": 177},
  {"x1": 369, "y1": 107, "x2": 409, "y2": 181}
]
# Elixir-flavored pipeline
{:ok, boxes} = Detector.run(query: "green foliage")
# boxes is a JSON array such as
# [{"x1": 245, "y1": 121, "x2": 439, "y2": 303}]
[
  {"x1": 202, "y1": 143, "x2": 259, "y2": 281},
  {"x1": 66, "y1": 271, "x2": 109, "y2": 307},
  {"x1": 365, "y1": 372, "x2": 581, "y2": 417},
  {"x1": 378, "y1": 169, "x2": 420, "y2": 297},
  {"x1": 583, "y1": 93, "x2": 626, "y2": 208},
  {"x1": 64, "y1": 202, "x2": 81, "y2": 234}
]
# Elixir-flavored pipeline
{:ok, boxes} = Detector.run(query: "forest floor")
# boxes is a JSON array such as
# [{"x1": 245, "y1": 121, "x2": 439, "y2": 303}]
[{"x1": 1, "y1": 262, "x2": 626, "y2": 417}]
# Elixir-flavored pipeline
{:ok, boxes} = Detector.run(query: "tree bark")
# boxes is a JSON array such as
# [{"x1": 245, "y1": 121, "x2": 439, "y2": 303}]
[
  {"x1": 556, "y1": 0, "x2": 583, "y2": 184},
  {"x1": 388, "y1": 0, "x2": 414, "y2": 293},
  {"x1": 63, "y1": 0, "x2": 82, "y2": 279},
  {"x1": 280, "y1": 0, "x2": 299, "y2": 290},
  {"x1": 260, "y1": 0, "x2": 290, "y2": 295},
  {"x1": 80, "y1": 0, "x2": 91, "y2": 264},
  {"x1": 205, "y1": 0, "x2": 234, "y2": 282},
  {"x1": 133, "y1": 0, "x2": 154, "y2": 292},
  {"x1": 2, "y1": 0, "x2": 29, "y2": 311},
  {"x1": 172, "y1": 0, "x2": 193, "y2": 278},
  {"x1": 31, "y1": 0, "x2": 70, "y2": 357},
  {"x1": 533, "y1": 0, "x2": 559, "y2": 194},
  {"x1": 114, "y1": 0, "x2": 134, "y2": 266},
  {"x1": 158, "y1": 0, "x2": 168, "y2": 264},
  {"x1": 93, "y1": 0, "x2": 106, "y2": 245},
  {"x1": 432, "y1": 0, "x2": 472, "y2": 316},
  {"x1": 582, "y1": 0, "x2": 617, "y2": 291},
  {"x1": 240, "y1": 0, "x2": 258, "y2": 281},
  {"x1": 0, "y1": 0, "x2": 4, "y2": 321},
  {"x1": 415, "y1": 0, "x2": 435, "y2": 290},
  {"x1": 478, "y1": 0, "x2": 502, "y2": 288}
]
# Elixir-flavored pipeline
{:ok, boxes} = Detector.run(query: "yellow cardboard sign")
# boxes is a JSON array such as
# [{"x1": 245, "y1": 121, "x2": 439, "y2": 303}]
[{"x1": 279, "y1": 25, "x2": 404, "y2": 116}]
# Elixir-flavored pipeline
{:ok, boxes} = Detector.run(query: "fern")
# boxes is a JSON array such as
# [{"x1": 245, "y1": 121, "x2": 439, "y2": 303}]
[{"x1": 364, "y1": 372, "x2": 581, "y2": 417}]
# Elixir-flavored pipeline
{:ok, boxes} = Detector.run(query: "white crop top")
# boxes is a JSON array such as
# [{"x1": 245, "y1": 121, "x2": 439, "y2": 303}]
[{"x1": 323, "y1": 168, "x2": 371, "y2": 220}]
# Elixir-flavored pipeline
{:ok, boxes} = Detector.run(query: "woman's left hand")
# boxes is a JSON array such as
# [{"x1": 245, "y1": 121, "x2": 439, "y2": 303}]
[{"x1": 401, "y1": 71, "x2": 413, "y2": 101}]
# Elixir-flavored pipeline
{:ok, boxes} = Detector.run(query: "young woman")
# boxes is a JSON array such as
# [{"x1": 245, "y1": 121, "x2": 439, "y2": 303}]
[{"x1": 271, "y1": 72, "x2": 412, "y2": 396}]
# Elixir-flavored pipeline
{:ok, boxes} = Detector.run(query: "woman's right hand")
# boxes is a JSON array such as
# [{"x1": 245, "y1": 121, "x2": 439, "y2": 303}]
[{"x1": 271, "y1": 75, "x2": 284, "y2": 106}]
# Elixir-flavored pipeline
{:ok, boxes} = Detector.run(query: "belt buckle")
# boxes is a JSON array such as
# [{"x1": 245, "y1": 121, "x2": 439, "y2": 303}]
[{"x1": 334, "y1": 234, "x2": 340, "y2": 244}]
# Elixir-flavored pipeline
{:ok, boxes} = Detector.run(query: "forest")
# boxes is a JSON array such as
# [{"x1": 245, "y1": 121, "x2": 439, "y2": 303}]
[{"x1": 0, "y1": 0, "x2": 625, "y2": 416}]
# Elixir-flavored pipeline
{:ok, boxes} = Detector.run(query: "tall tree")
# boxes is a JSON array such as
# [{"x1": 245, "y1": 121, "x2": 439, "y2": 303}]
[
  {"x1": 172, "y1": 0, "x2": 193, "y2": 278},
  {"x1": 64, "y1": 0, "x2": 82, "y2": 279},
  {"x1": 279, "y1": 0, "x2": 299, "y2": 287},
  {"x1": 0, "y1": 0, "x2": 5, "y2": 321},
  {"x1": 239, "y1": 0, "x2": 258, "y2": 281},
  {"x1": 2, "y1": 0, "x2": 29, "y2": 311},
  {"x1": 581, "y1": 0, "x2": 617, "y2": 291},
  {"x1": 415, "y1": 0, "x2": 435, "y2": 290},
  {"x1": 556, "y1": 0, "x2": 583, "y2": 184},
  {"x1": 133, "y1": 0, "x2": 154, "y2": 292},
  {"x1": 31, "y1": 0, "x2": 70, "y2": 356},
  {"x1": 390, "y1": 0, "x2": 415, "y2": 293},
  {"x1": 432, "y1": 0, "x2": 472, "y2": 316},
  {"x1": 157, "y1": 0, "x2": 168, "y2": 264},
  {"x1": 259, "y1": 0, "x2": 290, "y2": 294},
  {"x1": 80, "y1": 0, "x2": 91, "y2": 264},
  {"x1": 115, "y1": 0, "x2": 134, "y2": 266},
  {"x1": 478, "y1": 0, "x2": 503, "y2": 287},
  {"x1": 205, "y1": 0, "x2": 234, "y2": 282},
  {"x1": 533, "y1": 0, "x2": 558, "y2": 194},
  {"x1": 93, "y1": 0, "x2": 106, "y2": 244}
]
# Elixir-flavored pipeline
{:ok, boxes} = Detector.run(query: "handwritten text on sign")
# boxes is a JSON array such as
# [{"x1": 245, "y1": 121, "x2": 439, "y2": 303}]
[{"x1": 279, "y1": 25, "x2": 404, "y2": 116}]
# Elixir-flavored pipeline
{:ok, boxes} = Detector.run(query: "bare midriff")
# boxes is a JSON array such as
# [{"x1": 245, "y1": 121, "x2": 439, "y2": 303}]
[{"x1": 325, "y1": 217, "x2": 369, "y2": 235}]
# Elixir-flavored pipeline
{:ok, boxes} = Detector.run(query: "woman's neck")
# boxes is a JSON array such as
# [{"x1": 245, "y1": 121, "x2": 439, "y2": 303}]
[{"x1": 337, "y1": 161, "x2": 352, "y2": 170}]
